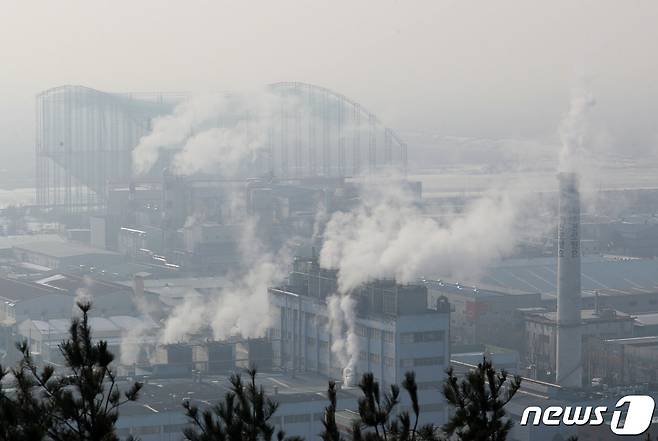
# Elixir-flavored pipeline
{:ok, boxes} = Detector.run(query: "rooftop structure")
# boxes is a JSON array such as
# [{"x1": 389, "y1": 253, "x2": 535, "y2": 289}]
[
  {"x1": 474, "y1": 255, "x2": 658, "y2": 296},
  {"x1": 524, "y1": 308, "x2": 634, "y2": 382},
  {"x1": 425, "y1": 280, "x2": 541, "y2": 347},
  {"x1": 116, "y1": 372, "x2": 362, "y2": 441},
  {"x1": 18, "y1": 314, "x2": 159, "y2": 363},
  {"x1": 12, "y1": 240, "x2": 122, "y2": 270}
]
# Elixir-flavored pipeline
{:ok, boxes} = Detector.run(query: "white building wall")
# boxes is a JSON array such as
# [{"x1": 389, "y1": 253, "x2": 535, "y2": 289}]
[{"x1": 269, "y1": 289, "x2": 450, "y2": 426}]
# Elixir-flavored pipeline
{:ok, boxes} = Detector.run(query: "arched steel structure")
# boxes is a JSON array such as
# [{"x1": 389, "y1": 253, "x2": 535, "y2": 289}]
[
  {"x1": 36, "y1": 85, "x2": 184, "y2": 213},
  {"x1": 36, "y1": 83, "x2": 407, "y2": 214},
  {"x1": 267, "y1": 82, "x2": 407, "y2": 178}
]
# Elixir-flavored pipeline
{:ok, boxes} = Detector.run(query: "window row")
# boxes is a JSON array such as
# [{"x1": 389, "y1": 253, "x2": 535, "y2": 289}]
[
  {"x1": 399, "y1": 330, "x2": 445, "y2": 344},
  {"x1": 399, "y1": 356, "x2": 445, "y2": 368}
]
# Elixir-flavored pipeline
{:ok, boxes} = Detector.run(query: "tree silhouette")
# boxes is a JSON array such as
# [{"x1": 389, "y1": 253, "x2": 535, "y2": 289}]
[
  {"x1": 442, "y1": 358, "x2": 521, "y2": 441},
  {"x1": 0, "y1": 353, "x2": 51, "y2": 441},
  {"x1": 321, "y1": 372, "x2": 439, "y2": 441},
  {"x1": 182, "y1": 367, "x2": 302, "y2": 441},
  {"x1": 13, "y1": 301, "x2": 142, "y2": 441}
]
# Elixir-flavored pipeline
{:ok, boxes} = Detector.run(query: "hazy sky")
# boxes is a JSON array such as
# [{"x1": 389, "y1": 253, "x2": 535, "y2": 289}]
[{"x1": 2, "y1": 0, "x2": 658, "y2": 174}]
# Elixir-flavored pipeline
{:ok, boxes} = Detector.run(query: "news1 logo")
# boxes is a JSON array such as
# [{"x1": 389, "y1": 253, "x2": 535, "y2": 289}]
[{"x1": 520, "y1": 395, "x2": 656, "y2": 436}]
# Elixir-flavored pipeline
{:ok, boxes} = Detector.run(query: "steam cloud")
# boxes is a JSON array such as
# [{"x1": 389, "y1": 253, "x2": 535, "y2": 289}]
[
  {"x1": 320, "y1": 178, "x2": 523, "y2": 292},
  {"x1": 128, "y1": 84, "x2": 582, "y2": 377},
  {"x1": 132, "y1": 87, "x2": 380, "y2": 178},
  {"x1": 326, "y1": 295, "x2": 358, "y2": 377},
  {"x1": 159, "y1": 219, "x2": 293, "y2": 344},
  {"x1": 319, "y1": 175, "x2": 527, "y2": 377},
  {"x1": 558, "y1": 87, "x2": 596, "y2": 173},
  {"x1": 132, "y1": 90, "x2": 278, "y2": 177}
]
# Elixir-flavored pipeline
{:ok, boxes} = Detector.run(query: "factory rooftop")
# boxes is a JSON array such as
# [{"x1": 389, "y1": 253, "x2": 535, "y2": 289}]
[
  {"x1": 604, "y1": 336, "x2": 658, "y2": 347},
  {"x1": 474, "y1": 256, "x2": 658, "y2": 295},
  {"x1": 0, "y1": 276, "x2": 61, "y2": 302},
  {"x1": 119, "y1": 372, "x2": 352, "y2": 417},
  {"x1": 524, "y1": 308, "x2": 633, "y2": 325},
  {"x1": 0, "y1": 234, "x2": 65, "y2": 252},
  {"x1": 424, "y1": 279, "x2": 534, "y2": 298},
  {"x1": 28, "y1": 315, "x2": 159, "y2": 336},
  {"x1": 632, "y1": 312, "x2": 658, "y2": 327},
  {"x1": 13, "y1": 241, "x2": 119, "y2": 258}
]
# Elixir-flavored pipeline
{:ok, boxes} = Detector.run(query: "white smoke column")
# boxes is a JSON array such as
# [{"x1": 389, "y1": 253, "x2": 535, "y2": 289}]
[
  {"x1": 327, "y1": 295, "x2": 348, "y2": 367},
  {"x1": 120, "y1": 321, "x2": 149, "y2": 366},
  {"x1": 340, "y1": 295, "x2": 358, "y2": 375},
  {"x1": 71, "y1": 275, "x2": 94, "y2": 316},
  {"x1": 209, "y1": 217, "x2": 293, "y2": 339},
  {"x1": 558, "y1": 87, "x2": 596, "y2": 173},
  {"x1": 159, "y1": 292, "x2": 206, "y2": 344},
  {"x1": 209, "y1": 248, "x2": 290, "y2": 340},
  {"x1": 119, "y1": 284, "x2": 163, "y2": 365},
  {"x1": 159, "y1": 219, "x2": 293, "y2": 344},
  {"x1": 326, "y1": 294, "x2": 358, "y2": 378}
]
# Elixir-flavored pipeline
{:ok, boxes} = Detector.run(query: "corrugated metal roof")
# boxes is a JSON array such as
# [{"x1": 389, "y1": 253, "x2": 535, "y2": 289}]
[{"x1": 475, "y1": 256, "x2": 658, "y2": 295}]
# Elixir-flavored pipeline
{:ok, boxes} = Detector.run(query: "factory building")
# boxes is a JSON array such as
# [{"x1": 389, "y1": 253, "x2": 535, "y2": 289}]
[
  {"x1": 473, "y1": 255, "x2": 658, "y2": 303},
  {"x1": 523, "y1": 307, "x2": 634, "y2": 382},
  {"x1": 426, "y1": 280, "x2": 541, "y2": 347},
  {"x1": 91, "y1": 175, "x2": 368, "y2": 274},
  {"x1": 268, "y1": 257, "x2": 451, "y2": 426},
  {"x1": 584, "y1": 335, "x2": 658, "y2": 385},
  {"x1": 12, "y1": 241, "x2": 122, "y2": 270},
  {"x1": 18, "y1": 315, "x2": 159, "y2": 365},
  {"x1": 0, "y1": 273, "x2": 159, "y2": 322}
]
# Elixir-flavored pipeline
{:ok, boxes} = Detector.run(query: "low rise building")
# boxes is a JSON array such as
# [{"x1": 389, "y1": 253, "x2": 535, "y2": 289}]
[
  {"x1": 13, "y1": 241, "x2": 122, "y2": 270},
  {"x1": 426, "y1": 280, "x2": 541, "y2": 347},
  {"x1": 584, "y1": 335, "x2": 658, "y2": 385},
  {"x1": 523, "y1": 308, "x2": 634, "y2": 382},
  {"x1": 116, "y1": 372, "x2": 361, "y2": 441}
]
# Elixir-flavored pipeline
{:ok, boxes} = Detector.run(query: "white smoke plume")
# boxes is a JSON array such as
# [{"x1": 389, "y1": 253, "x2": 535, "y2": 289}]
[
  {"x1": 326, "y1": 295, "x2": 358, "y2": 379},
  {"x1": 71, "y1": 275, "x2": 95, "y2": 316},
  {"x1": 172, "y1": 123, "x2": 264, "y2": 176},
  {"x1": 132, "y1": 94, "x2": 232, "y2": 174},
  {"x1": 320, "y1": 177, "x2": 524, "y2": 293},
  {"x1": 327, "y1": 296, "x2": 346, "y2": 366},
  {"x1": 319, "y1": 174, "x2": 528, "y2": 372},
  {"x1": 159, "y1": 219, "x2": 293, "y2": 344},
  {"x1": 558, "y1": 87, "x2": 596, "y2": 173},
  {"x1": 132, "y1": 87, "x2": 380, "y2": 179},
  {"x1": 159, "y1": 292, "x2": 207, "y2": 344},
  {"x1": 119, "y1": 320, "x2": 151, "y2": 366},
  {"x1": 132, "y1": 89, "x2": 325, "y2": 178}
]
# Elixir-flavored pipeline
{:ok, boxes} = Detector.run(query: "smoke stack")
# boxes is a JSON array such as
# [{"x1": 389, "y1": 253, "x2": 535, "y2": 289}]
[
  {"x1": 133, "y1": 273, "x2": 145, "y2": 298},
  {"x1": 342, "y1": 366, "x2": 357, "y2": 388},
  {"x1": 556, "y1": 172, "x2": 582, "y2": 388}
]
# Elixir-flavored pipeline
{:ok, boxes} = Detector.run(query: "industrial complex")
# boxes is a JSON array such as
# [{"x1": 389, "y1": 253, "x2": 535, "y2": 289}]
[{"x1": 1, "y1": 82, "x2": 658, "y2": 439}]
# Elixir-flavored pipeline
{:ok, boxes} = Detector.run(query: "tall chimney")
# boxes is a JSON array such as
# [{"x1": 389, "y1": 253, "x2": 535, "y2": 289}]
[{"x1": 556, "y1": 172, "x2": 582, "y2": 388}]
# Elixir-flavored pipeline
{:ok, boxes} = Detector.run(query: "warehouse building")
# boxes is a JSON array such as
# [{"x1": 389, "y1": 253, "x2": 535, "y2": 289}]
[{"x1": 12, "y1": 241, "x2": 122, "y2": 270}]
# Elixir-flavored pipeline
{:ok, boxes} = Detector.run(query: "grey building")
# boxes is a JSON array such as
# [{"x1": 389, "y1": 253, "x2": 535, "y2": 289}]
[
  {"x1": 12, "y1": 241, "x2": 122, "y2": 270},
  {"x1": 268, "y1": 258, "x2": 451, "y2": 426}
]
